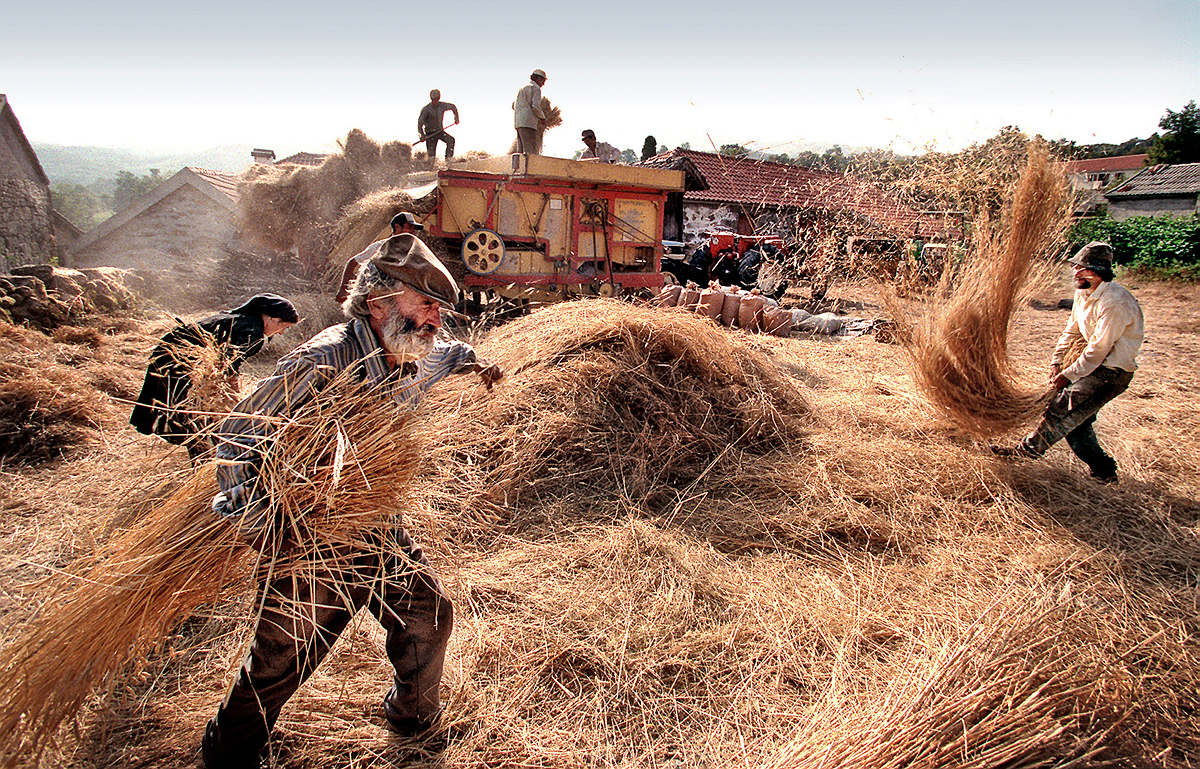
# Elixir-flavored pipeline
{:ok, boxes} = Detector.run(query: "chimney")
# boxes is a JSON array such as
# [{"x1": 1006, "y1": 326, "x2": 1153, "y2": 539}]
[{"x1": 251, "y1": 148, "x2": 276, "y2": 165}]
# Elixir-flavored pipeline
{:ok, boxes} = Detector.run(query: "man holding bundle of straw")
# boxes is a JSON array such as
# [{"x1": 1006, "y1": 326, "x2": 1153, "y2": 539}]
[
  {"x1": 994, "y1": 242, "x2": 1143, "y2": 484},
  {"x1": 202, "y1": 234, "x2": 502, "y2": 768}
]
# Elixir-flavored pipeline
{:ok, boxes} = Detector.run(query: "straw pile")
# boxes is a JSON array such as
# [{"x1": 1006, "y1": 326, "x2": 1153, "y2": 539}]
[
  {"x1": 416, "y1": 299, "x2": 811, "y2": 536},
  {"x1": 0, "y1": 375, "x2": 424, "y2": 765},
  {"x1": 0, "y1": 321, "x2": 107, "y2": 462},
  {"x1": 238, "y1": 129, "x2": 434, "y2": 274},
  {"x1": 889, "y1": 141, "x2": 1072, "y2": 438}
]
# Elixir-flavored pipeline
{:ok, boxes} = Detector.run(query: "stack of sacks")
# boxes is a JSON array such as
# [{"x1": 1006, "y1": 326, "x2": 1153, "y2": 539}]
[{"x1": 654, "y1": 283, "x2": 789, "y2": 336}]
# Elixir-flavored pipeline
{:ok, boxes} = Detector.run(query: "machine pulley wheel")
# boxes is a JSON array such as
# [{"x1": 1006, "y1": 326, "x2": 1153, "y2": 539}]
[
  {"x1": 461, "y1": 229, "x2": 506, "y2": 275},
  {"x1": 598, "y1": 282, "x2": 618, "y2": 298}
]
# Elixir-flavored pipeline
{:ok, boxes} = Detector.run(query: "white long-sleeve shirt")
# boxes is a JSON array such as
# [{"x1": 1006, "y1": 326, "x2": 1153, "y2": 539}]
[
  {"x1": 1052, "y1": 280, "x2": 1144, "y2": 382},
  {"x1": 513, "y1": 81, "x2": 545, "y2": 129}
]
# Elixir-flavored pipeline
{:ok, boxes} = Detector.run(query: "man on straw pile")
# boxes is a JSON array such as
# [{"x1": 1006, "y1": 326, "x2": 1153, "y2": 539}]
[
  {"x1": 202, "y1": 234, "x2": 503, "y2": 768},
  {"x1": 417, "y1": 88, "x2": 459, "y2": 160},
  {"x1": 335, "y1": 211, "x2": 424, "y2": 303},
  {"x1": 514, "y1": 68, "x2": 548, "y2": 155},
  {"x1": 993, "y1": 242, "x2": 1144, "y2": 484}
]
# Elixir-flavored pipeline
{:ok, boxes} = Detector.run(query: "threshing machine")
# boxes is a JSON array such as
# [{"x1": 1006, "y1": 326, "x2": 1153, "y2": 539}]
[{"x1": 424, "y1": 154, "x2": 685, "y2": 305}]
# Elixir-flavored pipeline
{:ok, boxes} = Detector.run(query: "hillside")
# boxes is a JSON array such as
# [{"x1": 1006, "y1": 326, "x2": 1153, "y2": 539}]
[{"x1": 32, "y1": 142, "x2": 253, "y2": 185}]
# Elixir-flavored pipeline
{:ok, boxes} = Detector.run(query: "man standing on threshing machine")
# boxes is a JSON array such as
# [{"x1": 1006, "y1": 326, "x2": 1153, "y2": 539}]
[
  {"x1": 580, "y1": 129, "x2": 620, "y2": 163},
  {"x1": 200, "y1": 234, "x2": 504, "y2": 768},
  {"x1": 417, "y1": 89, "x2": 459, "y2": 161},
  {"x1": 993, "y1": 242, "x2": 1143, "y2": 484},
  {"x1": 335, "y1": 211, "x2": 424, "y2": 303},
  {"x1": 513, "y1": 68, "x2": 548, "y2": 155}
]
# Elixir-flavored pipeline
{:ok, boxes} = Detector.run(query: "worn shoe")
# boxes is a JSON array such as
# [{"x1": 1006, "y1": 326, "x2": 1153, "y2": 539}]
[
  {"x1": 382, "y1": 692, "x2": 442, "y2": 737},
  {"x1": 201, "y1": 719, "x2": 267, "y2": 769}
]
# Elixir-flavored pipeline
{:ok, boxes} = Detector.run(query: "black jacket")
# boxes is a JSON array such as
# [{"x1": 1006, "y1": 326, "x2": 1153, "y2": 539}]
[{"x1": 129, "y1": 312, "x2": 265, "y2": 443}]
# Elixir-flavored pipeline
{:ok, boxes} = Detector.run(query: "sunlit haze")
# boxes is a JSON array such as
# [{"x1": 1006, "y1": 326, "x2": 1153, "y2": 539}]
[{"x1": 4, "y1": 0, "x2": 1197, "y2": 161}]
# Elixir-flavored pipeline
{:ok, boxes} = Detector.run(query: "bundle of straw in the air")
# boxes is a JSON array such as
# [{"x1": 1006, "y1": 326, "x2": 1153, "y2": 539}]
[
  {"x1": 890, "y1": 141, "x2": 1072, "y2": 438},
  {"x1": 0, "y1": 373, "x2": 423, "y2": 766}
]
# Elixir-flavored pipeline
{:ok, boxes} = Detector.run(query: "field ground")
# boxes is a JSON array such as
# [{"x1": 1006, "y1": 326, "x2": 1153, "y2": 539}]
[{"x1": 0, "y1": 275, "x2": 1196, "y2": 768}]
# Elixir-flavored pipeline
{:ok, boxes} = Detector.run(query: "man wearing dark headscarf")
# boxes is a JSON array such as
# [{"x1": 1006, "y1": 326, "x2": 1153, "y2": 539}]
[{"x1": 130, "y1": 294, "x2": 299, "y2": 459}]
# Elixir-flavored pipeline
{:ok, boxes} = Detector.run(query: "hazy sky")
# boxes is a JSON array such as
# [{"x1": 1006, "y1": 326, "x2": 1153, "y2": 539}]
[{"x1": 4, "y1": 0, "x2": 1197, "y2": 161}]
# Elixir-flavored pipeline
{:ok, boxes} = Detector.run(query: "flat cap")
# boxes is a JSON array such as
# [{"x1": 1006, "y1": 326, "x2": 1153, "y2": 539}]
[
  {"x1": 531, "y1": 68, "x2": 547, "y2": 80},
  {"x1": 372, "y1": 233, "x2": 459, "y2": 309},
  {"x1": 1068, "y1": 241, "x2": 1114, "y2": 273}
]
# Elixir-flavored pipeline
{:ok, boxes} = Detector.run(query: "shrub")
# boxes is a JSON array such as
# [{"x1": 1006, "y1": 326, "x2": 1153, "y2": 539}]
[{"x1": 1069, "y1": 215, "x2": 1200, "y2": 280}]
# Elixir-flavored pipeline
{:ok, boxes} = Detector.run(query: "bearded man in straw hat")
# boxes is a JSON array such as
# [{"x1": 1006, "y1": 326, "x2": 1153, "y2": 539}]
[
  {"x1": 993, "y1": 242, "x2": 1143, "y2": 484},
  {"x1": 201, "y1": 234, "x2": 503, "y2": 768}
]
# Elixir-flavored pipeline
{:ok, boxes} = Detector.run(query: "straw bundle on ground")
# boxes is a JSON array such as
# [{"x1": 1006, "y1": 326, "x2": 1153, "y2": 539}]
[
  {"x1": 890, "y1": 142, "x2": 1072, "y2": 438},
  {"x1": 0, "y1": 376, "x2": 424, "y2": 766},
  {"x1": 0, "y1": 321, "x2": 107, "y2": 462},
  {"x1": 418, "y1": 299, "x2": 811, "y2": 535}
]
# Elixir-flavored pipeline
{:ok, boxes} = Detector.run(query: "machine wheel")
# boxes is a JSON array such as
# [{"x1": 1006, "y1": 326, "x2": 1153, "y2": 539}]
[
  {"x1": 598, "y1": 282, "x2": 618, "y2": 298},
  {"x1": 461, "y1": 228, "x2": 505, "y2": 275}
]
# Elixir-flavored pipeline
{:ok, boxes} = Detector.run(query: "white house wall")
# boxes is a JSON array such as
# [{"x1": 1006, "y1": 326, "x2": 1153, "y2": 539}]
[{"x1": 1108, "y1": 196, "x2": 1199, "y2": 221}]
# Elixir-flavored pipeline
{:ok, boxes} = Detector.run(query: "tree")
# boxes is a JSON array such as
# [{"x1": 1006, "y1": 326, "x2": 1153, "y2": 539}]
[
  {"x1": 111, "y1": 168, "x2": 164, "y2": 211},
  {"x1": 51, "y1": 183, "x2": 101, "y2": 227},
  {"x1": 719, "y1": 144, "x2": 749, "y2": 157},
  {"x1": 1148, "y1": 100, "x2": 1200, "y2": 164},
  {"x1": 641, "y1": 136, "x2": 658, "y2": 161},
  {"x1": 620, "y1": 149, "x2": 639, "y2": 164}
]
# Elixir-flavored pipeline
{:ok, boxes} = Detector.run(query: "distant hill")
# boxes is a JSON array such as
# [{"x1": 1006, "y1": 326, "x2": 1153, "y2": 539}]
[{"x1": 33, "y1": 143, "x2": 253, "y2": 185}]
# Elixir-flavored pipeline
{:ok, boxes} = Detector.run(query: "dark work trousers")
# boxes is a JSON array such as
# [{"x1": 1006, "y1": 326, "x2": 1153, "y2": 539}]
[
  {"x1": 515, "y1": 127, "x2": 540, "y2": 155},
  {"x1": 1020, "y1": 365, "x2": 1135, "y2": 479},
  {"x1": 424, "y1": 130, "x2": 455, "y2": 159},
  {"x1": 203, "y1": 525, "x2": 452, "y2": 765}
]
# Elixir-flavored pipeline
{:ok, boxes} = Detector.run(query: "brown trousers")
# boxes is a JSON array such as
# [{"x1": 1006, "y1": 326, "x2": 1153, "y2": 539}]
[
  {"x1": 515, "y1": 127, "x2": 541, "y2": 155},
  {"x1": 202, "y1": 526, "x2": 452, "y2": 765}
]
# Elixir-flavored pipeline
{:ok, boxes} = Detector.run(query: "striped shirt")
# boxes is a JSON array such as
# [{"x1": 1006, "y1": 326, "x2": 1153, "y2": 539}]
[{"x1": 211, "y1": 317, "x2": 477, "y2": 530}]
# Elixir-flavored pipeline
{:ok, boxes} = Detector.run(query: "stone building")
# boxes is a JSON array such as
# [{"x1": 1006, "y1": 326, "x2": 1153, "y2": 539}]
[
  {"x1": 0, "y1": 95, "x2": 55, "y2": 271},
  {"x1": 1104, "y1": 162, "x2": 1200, "y2": 221},
  {"x1": 69, "y1": 166, "x2": 249, "y2": 305}
]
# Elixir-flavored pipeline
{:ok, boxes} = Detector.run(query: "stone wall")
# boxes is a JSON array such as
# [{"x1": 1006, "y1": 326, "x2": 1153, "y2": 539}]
[
  {"x1": 0, "y1": 177, "x2": 55, "y2": 272},
  {"x1": 680, "y1": 202, "x2": 792, "y2": 250},
  {"x1": 1108, "y1": 196, "x2": 1198, "y2": 221}
]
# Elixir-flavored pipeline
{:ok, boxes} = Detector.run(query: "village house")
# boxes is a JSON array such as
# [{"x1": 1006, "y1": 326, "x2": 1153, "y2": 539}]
[
  {"x1": 0, "y1": 95, "x2": 55, "y2": 271},
  {"x1": 1104, "y1": 162, "x2": 1200, "y2": 221},
  {"x1": 68, "y1": 165, "x2": 262, "y2": 305},
  {"x1": 1063, "y1": 154, "x2": 1148, "y2": 215},
  {"x1": 639, "y1": 148, "x2": 956, "y2": 284}
]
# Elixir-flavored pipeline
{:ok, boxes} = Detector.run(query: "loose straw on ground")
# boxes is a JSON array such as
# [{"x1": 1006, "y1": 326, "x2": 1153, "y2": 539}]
[{"x1": 0, "y1": 374, "x2": 423, "y2": 766}]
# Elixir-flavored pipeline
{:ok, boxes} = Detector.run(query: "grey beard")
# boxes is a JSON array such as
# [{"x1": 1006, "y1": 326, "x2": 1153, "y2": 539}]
[{"x1": 381, "y1": 312, "x2": 436, "y2": 361}]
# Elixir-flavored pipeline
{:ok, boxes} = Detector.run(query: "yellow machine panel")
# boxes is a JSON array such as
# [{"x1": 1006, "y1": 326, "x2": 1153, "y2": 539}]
[{"x1": 437, "y1": 183, "x2": 490, "y2": 235}]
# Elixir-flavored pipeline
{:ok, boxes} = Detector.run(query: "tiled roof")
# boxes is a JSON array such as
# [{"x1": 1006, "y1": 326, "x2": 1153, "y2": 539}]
[
  {"x1": 1063, "y1": 154, "x2": 1148, "y2": 174},
  {"x1": 1106, "y1": 163, "x2": 1200, "y2": 198},
  {"x1": 276, "y1": 152, "x2": 328, "y2": 167},
  {"x1": 188, "y1": 167, "x2": 241, "y2": 203},
  {"x1": 641, "y1": 148, "x2": 951, "y2": 238}
]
